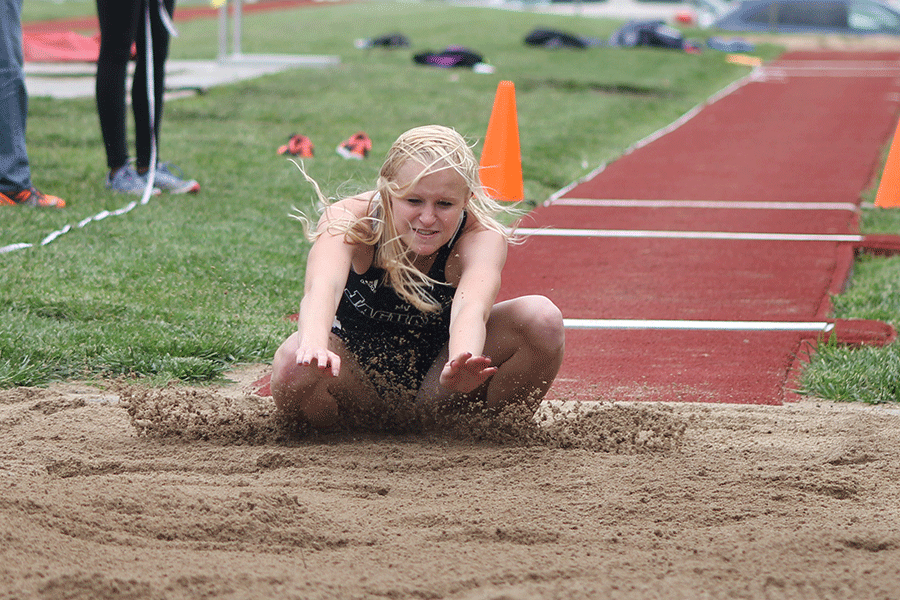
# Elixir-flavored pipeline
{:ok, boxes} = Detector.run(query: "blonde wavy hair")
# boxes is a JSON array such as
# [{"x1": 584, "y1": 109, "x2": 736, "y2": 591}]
[{"x1": 293, "y1": 125, "x2": 517, "y2": 312}]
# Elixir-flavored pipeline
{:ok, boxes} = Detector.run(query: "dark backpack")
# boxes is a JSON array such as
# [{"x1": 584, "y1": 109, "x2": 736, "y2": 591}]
[
  {"x1": 524, "y1": 28, "x2": 589, "y2": 49},
  {"x1": 609, "y1": 20, "x2": 685, "y2": 50},
  {"x1": 367, "y1": 33, "x2": 410, "y2": 48},
  {"x1": 413, "y1": 46, "x2": 484, "y2": 68}
]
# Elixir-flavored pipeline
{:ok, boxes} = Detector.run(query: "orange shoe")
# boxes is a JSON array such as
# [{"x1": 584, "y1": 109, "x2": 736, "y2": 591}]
[
  {"x1": 336, "y1": 132, "x2": 372, "y2": 159},
  {"x1": 0, "y1": 187, "x2": 66, "y2": 208},
  {"x1": 278, "y1": 134, "x2": 314, "y2": 158}
]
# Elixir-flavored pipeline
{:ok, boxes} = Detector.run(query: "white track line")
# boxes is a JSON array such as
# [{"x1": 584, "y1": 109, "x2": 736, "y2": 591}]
[
  {"x1": 515, "y1": 228, "x2": 863, "y2": 242},
  {"x1": 760, "y1": 60, "x2": 900, "y2": 78},
  {"x1": 759, "y1": 69, "x2": 900, "y2": 78},
  {"x1": 564, "y1": 319, "x2": 834, "y2": 332},
  {"x1": 550, "y1": 198, "x2": 859, "y2": 211},
  {"x1": 772, "y1": 60, "x2": 900, "y2": 68}
]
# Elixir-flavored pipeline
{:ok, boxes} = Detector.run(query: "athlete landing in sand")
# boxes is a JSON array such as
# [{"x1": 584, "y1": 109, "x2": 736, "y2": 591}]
[{"x1": 271, "y1": 125, "x2": 564, "y2": 429}]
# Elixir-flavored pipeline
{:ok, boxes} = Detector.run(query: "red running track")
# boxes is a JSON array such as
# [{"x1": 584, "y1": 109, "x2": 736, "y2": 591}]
[{"x1": 499, "y1": 51, "x2": 900, "y2": 405}]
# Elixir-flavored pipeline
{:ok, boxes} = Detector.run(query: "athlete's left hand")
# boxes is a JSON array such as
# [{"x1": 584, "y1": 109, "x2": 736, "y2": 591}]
[{"x1": 440, "y1": 352, "x2": 497, "y2": 393}]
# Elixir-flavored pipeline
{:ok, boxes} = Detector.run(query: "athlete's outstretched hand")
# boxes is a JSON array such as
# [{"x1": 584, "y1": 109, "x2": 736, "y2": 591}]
[
  {"x1": 440, "y1": 352, "x2": 497, "y2": 393},
  {"x1": 295, "y1": 345, "x2": 341, "y2": 378}
]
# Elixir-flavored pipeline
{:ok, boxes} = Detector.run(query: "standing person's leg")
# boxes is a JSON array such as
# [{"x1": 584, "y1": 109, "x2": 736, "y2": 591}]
[
  {"x1": 95, "y1": 0, "x2": 141, "y2": 173},
  {"x1": 132, "y1": 0, "x2": 200, "y2": 195},
  {"x1": 133, "y1": 0, "x2": 174, "y2": 171},
  {"x1": 418, "y1": 295, "x2": 565, "y2": 413},
  {"x1": 0, "y1": 0, "x2": 64, "y2": 208},
  {"x1": 0, "y1": 0, "x2": 31, "y2": 193}
]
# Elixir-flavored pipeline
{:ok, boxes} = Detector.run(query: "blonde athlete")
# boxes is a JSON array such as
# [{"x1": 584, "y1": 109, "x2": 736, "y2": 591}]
[{"x1": 271, "y1": 125, "x2": 564, "y2": 428}]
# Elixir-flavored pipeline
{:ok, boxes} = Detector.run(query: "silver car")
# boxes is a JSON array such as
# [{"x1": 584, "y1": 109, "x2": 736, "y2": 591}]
[{"x1": 714, "y1": 0, "x2": 900, "y2": 35}]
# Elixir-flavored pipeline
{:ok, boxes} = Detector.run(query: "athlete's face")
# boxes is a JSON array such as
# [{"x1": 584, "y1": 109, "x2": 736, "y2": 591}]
[{"x1": 390, "y1": 159, "x2": 469, "y2": 258}]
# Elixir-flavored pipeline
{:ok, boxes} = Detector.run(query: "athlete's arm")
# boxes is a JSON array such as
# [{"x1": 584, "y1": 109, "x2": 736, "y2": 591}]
[
  {"x1": 440, "y1": 227, "x2": 507, "y2": 392},
  {"x1": 294, "y1": 199, "x2": 365, "y2": 376}
]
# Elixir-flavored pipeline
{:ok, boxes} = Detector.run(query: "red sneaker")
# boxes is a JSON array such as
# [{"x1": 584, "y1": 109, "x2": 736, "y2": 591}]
[
  {"x1": 336, "y1": 132, "x2": 372, "y2": 160},
  {"x1": 278, "y1": 134, "x2": 314, "y2": 158},
  {"x1": 0, "y1": 187, "x2": 66, "y2": 208}
]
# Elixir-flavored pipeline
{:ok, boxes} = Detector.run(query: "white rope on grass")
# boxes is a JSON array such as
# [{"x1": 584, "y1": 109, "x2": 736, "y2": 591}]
[
  {"x1": 0, "y1": 200, "x2": 141, "y2": 254},
  {"x1": 1, "y1": 1, "x2": 175, "y2": 256},
  {"x1": 0, "y1": 243, "x2": 33, "y2": 254}
]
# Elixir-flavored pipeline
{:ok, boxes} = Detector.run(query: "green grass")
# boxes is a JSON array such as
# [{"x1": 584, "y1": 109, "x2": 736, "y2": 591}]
[
  {"x1": 6, "y1": 2, "x2": 899, "y2": 403},
  {"x1": 799, "y1": 243, "x2": 900, "y2": 403},
  {"x1": 797, "y1": 131, "x2": 900, "y2": 404},
  {"x1": 800, "y1": 337, "x2": 900, "y2": 404}
]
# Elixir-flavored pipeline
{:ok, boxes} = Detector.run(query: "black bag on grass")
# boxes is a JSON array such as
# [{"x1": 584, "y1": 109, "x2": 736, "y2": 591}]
[
  {"x1": 525, "y1": 28, "x2": 589, "y2": 49},
  {"x1": 609, "y1": 20, "x2": 685, "y2": 50},
  {"x1": 413, "y1": 47, "x2": 484, "y2": 68}
]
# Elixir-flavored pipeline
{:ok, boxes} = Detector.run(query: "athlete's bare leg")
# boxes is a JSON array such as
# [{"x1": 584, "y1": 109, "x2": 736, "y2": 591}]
[
  {"x1": 417, "y1": 295, "x2": 565, "y2": 413},
  {"x1": 271, "y1": 332, "x2": 378, "y2": 428}
]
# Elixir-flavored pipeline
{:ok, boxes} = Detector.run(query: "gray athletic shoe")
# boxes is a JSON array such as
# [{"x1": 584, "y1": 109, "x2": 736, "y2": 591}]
[
  {"x1": 105, "y1": 164, "x2": 161, "y2": 196},
  {"x1": 153, "y1": 162, "x2": 200, "y2": 194}
]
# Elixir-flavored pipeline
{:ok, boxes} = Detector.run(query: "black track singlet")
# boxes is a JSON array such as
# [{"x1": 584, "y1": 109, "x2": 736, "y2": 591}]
[{"x1": 332, "y1": 212, "x2": 467, "y2": 397}]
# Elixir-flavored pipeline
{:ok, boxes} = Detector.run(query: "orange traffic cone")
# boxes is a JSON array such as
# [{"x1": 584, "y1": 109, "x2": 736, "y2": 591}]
[
  {"x1": 875, "y1": 118, "x2": 900, "y2": 208},
  {"x1": 479, "y1": 81, "x2": 524, "y2": 202}
]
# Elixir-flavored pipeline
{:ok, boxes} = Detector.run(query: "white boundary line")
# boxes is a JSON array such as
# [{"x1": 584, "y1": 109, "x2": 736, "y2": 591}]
[
  {"x1": 564, "y1": 318, "x2": 834, "y2": 332},
  {"x1": 759, "y1": 68, "x2": 900, "y2": 78},
  {"x1": 515, "y1": 228, "x2": 863, "y2": 242},
  {"x1": 760, "y1": 60, "x2": 900, "y2": 78},
  {"x1": 550, "y1": 198, "x2": 859, "y2": 211},
  {"x1": 771, "y1": 60, "x2": 900, "y2": 69}
]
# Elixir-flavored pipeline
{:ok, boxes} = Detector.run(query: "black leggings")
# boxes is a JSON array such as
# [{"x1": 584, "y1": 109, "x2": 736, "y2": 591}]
[{"x1": 95, "y1": 0, "x2": 176, "y2": 171}]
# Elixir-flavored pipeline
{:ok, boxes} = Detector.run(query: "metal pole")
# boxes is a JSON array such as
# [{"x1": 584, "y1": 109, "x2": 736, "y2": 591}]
[
  {"x1": 212, "y1": 0, "x2": 338, "y2": 67},
  {"x1": 232, "y1": 0, "x2": 243, "y2": 57},
  {"x1": 218, "y1": 2, "x2": 228, "y2": 61}
]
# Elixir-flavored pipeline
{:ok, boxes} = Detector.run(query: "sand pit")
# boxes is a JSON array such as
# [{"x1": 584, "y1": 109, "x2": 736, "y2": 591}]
[{"x1": 2, "y1": 364, "x2": 899, "y2": 599}]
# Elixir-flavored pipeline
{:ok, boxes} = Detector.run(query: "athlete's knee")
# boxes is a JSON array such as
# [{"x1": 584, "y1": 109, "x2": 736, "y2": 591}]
[
  {"x1": 270, "y1": 335, "x2": 345, "y2": 428},
  {"x1": 519, "y1": 295, "x2": 565, "y2": 355},
  {"x1": 270, "y1": 334, "x2": 299, "y2": 387},
  {"x1": 271, "y1": 368, "x2": 337, "y2": 428}
]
